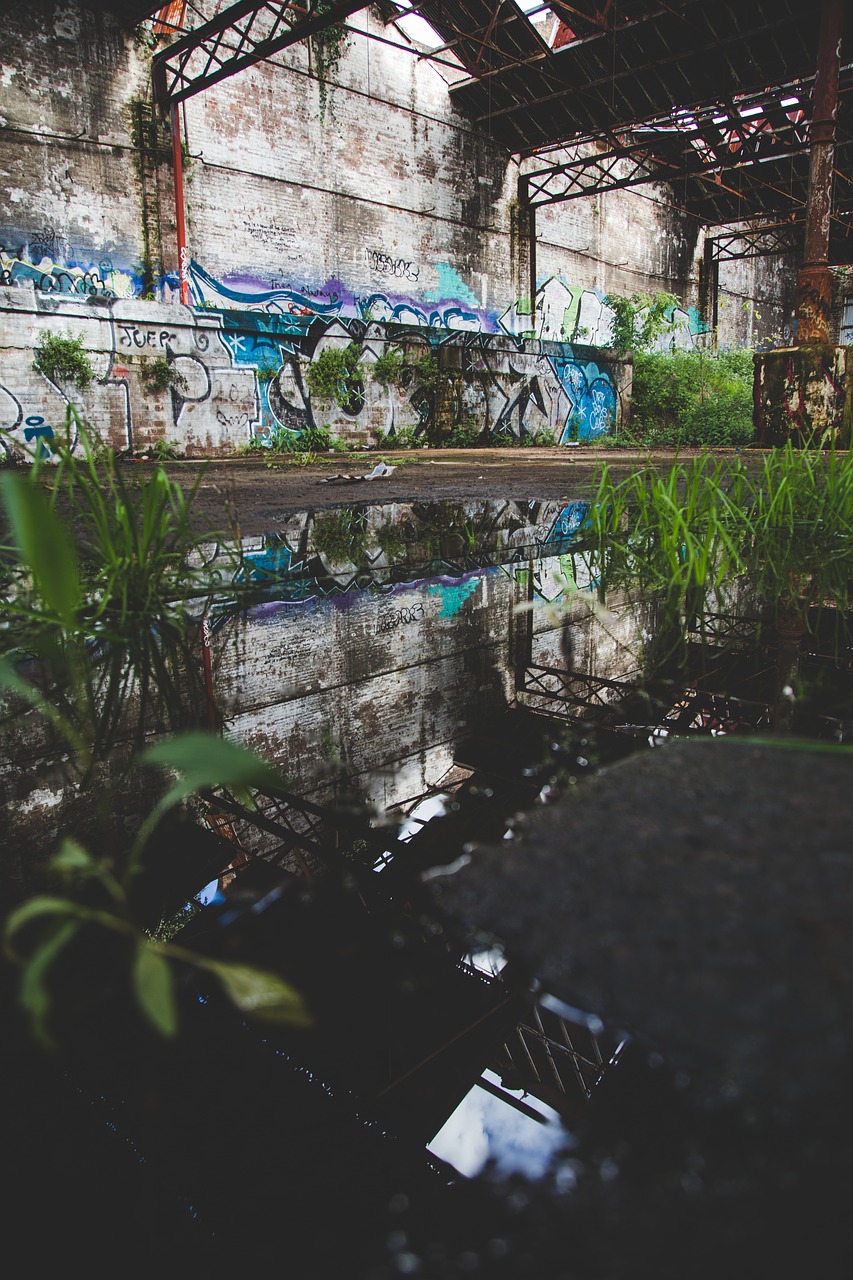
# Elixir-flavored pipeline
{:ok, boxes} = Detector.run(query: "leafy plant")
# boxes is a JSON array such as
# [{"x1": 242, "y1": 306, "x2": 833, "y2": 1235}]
[
  {"x1": 372, "y1": 346, "x2": 407, "y2": 388},
  {"x1": 148, "y1": 438, "x2": 182, "y2": 462},
  {"x1": 141, "y1": 356, "x2": 186, "y2": 396},
  {"x1": 256, "y1": 358, "x2": 280, "y2": 383},
  {"x1": 33, "y1": 331, "x2": 94, "y2": 390},
  {"x1": 3, "y1": 732, "x2": 311, "y2": 1047},
  {"x1": 375, "y1": 424, "x2": 421, "y2": 449},
  {"x1": 306, "y1": 342, "x2": 364, "y2": 408},
  {"x1": 447, "y1": 418, "x2": 482, "y2": 448},
  {"x1": 312, "y1": 507, "x2": 369, "y2": 567},
  {"x1": 604, "y1": 291, "x2": 680, "y2": 354}
]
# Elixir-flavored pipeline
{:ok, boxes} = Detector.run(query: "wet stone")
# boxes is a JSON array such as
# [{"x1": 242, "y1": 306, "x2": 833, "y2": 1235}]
[{"x1": 426, "y1": 736, "x2": 853, "y2": 1110}]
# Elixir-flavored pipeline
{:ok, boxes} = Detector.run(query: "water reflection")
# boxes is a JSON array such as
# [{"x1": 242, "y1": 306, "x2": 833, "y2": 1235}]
[{"x1": 194, "y1": 493, "x2": 853, "y2": 1175}]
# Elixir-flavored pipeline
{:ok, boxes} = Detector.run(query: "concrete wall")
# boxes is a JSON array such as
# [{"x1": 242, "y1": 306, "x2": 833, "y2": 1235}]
[
  {"x1": 0, "y1": 3, "x2": 798, "y2": 453},
  {"x1": 0, "y1": 285, "x2": 632, "y2": 453}
]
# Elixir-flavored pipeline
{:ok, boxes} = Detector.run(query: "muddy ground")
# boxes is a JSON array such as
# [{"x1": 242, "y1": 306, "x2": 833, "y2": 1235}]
[{"x1": 153, "y1": 445, "x2": 760, "y2": 537}]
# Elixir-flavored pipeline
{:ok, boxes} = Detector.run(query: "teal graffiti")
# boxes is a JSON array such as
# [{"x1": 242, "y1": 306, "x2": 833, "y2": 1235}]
[{"x1": 428, "y1": 577, "x2": 481, "y2": 617}]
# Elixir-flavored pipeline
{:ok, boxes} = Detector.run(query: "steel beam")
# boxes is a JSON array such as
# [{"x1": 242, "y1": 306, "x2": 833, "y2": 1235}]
[
  {"x1": 152, "y1": 0, "x2": 368, "y2": 105},
  {"x1": 522, "y1": 84, "x2": 816, "y2": 207}
]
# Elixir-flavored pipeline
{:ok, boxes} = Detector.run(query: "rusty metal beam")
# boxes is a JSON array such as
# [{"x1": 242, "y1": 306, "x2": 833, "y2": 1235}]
[
  {"x1": 794, "y1": 0, "x2": 845, "y2": 344},
  {"x1": 152, "y1": 0, "x2": 369, "y2": 105}
]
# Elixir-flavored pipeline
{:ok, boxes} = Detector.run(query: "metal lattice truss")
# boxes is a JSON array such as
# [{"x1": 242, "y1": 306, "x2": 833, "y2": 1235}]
[
  {"x1": 518, "y1": 665, "x2": 641, "y2": 715},
  {"x1": 517, "y1": 665, "x2": 773, "y2": 739},
  {"x1": 522, "y1": 81, "x2": 816, "y2": 208},
  {"x1": 492, "y1": 990, "x2": 627, "y2": 1116},
  {"x1": 152, "y1": 0, "x2": 368, "y2": 104},
  {"x1": 708, "y1": 223, "x2": 801, "y2": 261}
]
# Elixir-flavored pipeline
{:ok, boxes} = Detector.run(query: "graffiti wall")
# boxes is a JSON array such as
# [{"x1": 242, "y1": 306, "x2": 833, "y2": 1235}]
[{"x1": 0, "y1": 284, "x2": 631, "y2": 456}]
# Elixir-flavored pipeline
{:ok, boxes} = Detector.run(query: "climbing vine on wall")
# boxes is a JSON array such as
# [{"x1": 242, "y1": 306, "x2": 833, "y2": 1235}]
[{"x1": 311, "y1": 2, "x2": 350, "y2": 120}]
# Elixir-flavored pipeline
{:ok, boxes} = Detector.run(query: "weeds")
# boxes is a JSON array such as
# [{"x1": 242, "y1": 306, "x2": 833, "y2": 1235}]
[
  {"x1": 141, "y1": 357, "x2": 186, "y2": 396},
  {"x1": 0, "y1": 406, "x2": 239, "y2": 776},
  {"x1": 33, "y1": 331, "x2": 94, "y2": 390},
  {"x1": 626, "y1": 349, "x2": 755, "y2": 448},
  {"x1": 577, "y1": 443, "x2": 853, "y2": 723},
  {"x1": 306, "y1": 342, "x2": 364, "y2": 409}
]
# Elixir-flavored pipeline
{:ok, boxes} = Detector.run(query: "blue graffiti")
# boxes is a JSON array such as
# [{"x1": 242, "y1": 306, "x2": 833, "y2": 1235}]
[
  {"x1": 552, "y1": 356, "x2": 618, "y2": 440},
  {"x1": 427, "y1": 576, "x2": 481, "y2": 617},
  {"x1": 546, "y1": 501, "x2": 591, "y2": 544},
  {"x1": 23, "y1": 415, "x2": 55, "y2": 459}
]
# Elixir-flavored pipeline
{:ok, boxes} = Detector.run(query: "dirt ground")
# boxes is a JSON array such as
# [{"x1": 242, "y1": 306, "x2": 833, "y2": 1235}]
[{"x1": 156, "y1": 445, "x2": 759, "y2": 538}]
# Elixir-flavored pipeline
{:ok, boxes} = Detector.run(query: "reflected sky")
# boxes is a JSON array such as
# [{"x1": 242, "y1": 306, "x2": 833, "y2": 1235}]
[{"x1": 428, "y1": 1068, "x2": 572, "y2": 1180}]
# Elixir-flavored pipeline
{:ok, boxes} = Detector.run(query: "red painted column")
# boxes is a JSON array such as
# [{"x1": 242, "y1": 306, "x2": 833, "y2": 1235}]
[
  {"x1": 794, "y1": 0, "x2": 844, "y2": 344},
  {"x1": 170, "y1": 102, "x2": 190, "y2": 306}
]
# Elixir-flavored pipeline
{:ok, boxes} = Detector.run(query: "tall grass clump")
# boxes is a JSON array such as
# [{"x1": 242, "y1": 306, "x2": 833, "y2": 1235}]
[
  {"x1": 0, "y1": 407, "x2": 239, "y2": 778},
  {"x1": 579, "y1": 443, "x2": 853, "y2": 726},
  {"x1": 0, "y1": 408, "x2": 313, "y2": 1049}
]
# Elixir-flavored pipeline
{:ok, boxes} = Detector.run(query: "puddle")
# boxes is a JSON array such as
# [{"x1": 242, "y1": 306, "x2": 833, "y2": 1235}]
[
  {"x1": 186, "y1": 496, "x2": 853, "y2": 1182},
  {"x1": 10, "y1": 493, "x2": 853, "y2": 1273}
]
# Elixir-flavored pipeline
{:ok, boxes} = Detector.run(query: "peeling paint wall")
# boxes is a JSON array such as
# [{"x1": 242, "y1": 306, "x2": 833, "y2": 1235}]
[{"x1": 0, "y1": 1, "x2": 795, "y2": 410}]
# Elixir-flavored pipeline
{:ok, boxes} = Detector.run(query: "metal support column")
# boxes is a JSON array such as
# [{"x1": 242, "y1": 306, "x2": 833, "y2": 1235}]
[
  {"x1": 170, "y1": 102, "x2": 190, "y2": 306},
  {"x1": 794, "y1": 0, "x2": 844, "y2": 344}
]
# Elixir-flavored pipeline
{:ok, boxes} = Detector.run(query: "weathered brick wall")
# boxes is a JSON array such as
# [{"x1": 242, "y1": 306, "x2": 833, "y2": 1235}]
[{"x1": 0, "y1": 2, "x2": 798, "y2": 409}]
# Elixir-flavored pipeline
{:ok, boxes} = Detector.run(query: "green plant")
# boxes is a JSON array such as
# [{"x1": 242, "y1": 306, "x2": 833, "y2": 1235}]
[
  {"x1": 256, "y1": 358, "x2": 280, "y2": 383},
  {"x1": 577, "y1": 443, "x2": 853, "y2": 727},
  {"x1": 299, "y1": 424, "x2": 332, "y2": 452},
  {"x1": 306, "y1": 343, "x2": 364, "y2": 409},
  {"x1": 3, "y1": 732, "x2": 311, "y2": 1048},
  {"x1": 148, "y1": 438, "x2": 182, "y2": 462},
  {"x1": 312, "y1": 508, "x2": 369, "y2": 567},
  {"x1": 375, "y1": 424, "x2": 421, "y2": 449},
  {"x1": 376, "y1": 518, "x2": 406, "y2": 562},
  {"x1": 372, "y1": 347, "x2": 407, "y2": 388},
  {"x1": 311, "y1": 0, "x2": 350, "y2": 117},
  {"x1": 447, "y1": 418, "x2": 482, "y2": 448},
  {"x1": 411, "y1": 350, "x2": 445, "y2": 392},
  {"x1": 604, "y1": 291, "x2": 681, "y2": 354},
  {"x1": 629, "y1": 349, "x2": 755, "y2": 448},
  {"x1": 33, "y1": 331, "x2": 94, "y2": 390},
  {"x1": 0, "y1": 406, "x2": 239, "y2": 777},
  {"x1": 141, "y1": 356, "x2": 186, "y2": 396}
]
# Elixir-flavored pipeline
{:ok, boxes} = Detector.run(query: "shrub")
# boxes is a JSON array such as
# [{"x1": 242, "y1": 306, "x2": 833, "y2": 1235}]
[
  {"x1": 372, "y1": 347, "x2": 407, "y2": 387},
  {"x1": 629, "y1": 349, "x2": 755, "y2": 448},
  {"x1": 306, "y1": 342, "x2": 364, "y2": 408},
  {"x1": 604, "y1": 291, "x2": 681, "y2": 354},
  {"x1": 33, "y1": 331, "x2": 94, "y2": 390},
  {"x1": 447, "y1": 418, "x2": 482, "y2": 447},
  {"x1": 141, "y1": 357, "x2": 186, "y2": 396}
]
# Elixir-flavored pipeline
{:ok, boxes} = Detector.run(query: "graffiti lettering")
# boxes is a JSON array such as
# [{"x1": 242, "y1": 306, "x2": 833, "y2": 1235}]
[
  {"x1": 245, "y1": 221, "x2": 298, "y2": 251},
  {"x1": 365, "y1": 249, "x2": 420, "y2": 282},
  {"x1": 29, "y1": 226, "x2": 70, "y2": 263},
  {"x1": 376, "y1": 602, "x2": 426, "y2": 633},
  {"x1": 118, "y1": 325, "x2": 178, "y2": 349}
]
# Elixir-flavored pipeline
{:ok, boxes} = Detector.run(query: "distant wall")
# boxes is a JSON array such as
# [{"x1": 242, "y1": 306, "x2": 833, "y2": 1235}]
[
  {"x1": 0, "y1": 288, "x2": 631, "y2": 453},
  {"x1": 0, "y1": 1, "x2": 797, "y2": 397}
]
